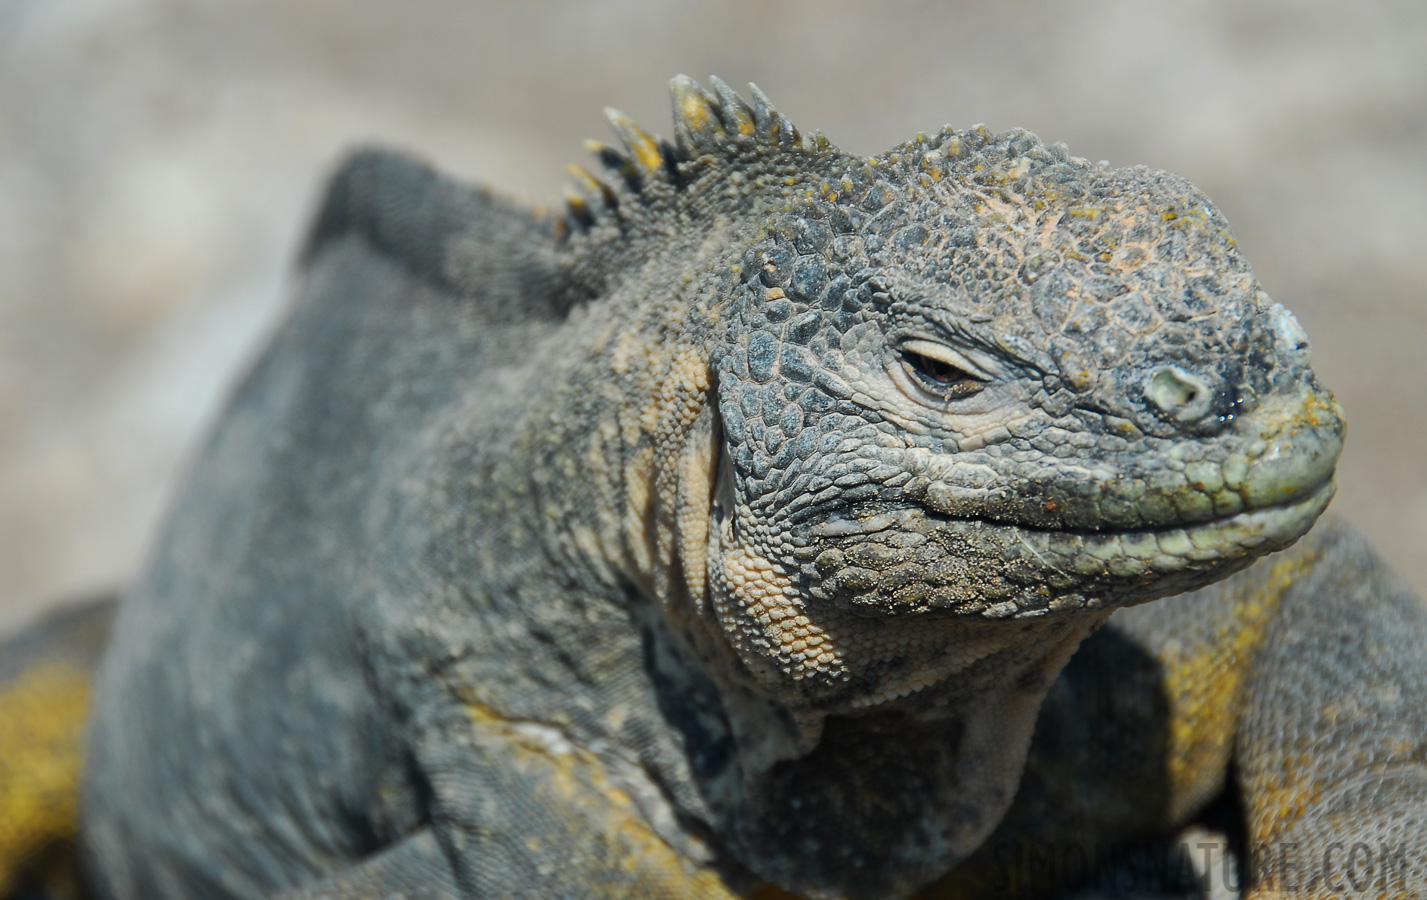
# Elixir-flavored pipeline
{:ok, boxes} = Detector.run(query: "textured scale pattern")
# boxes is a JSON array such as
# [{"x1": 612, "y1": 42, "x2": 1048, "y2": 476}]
[{"x1": 0, "y1": 75, "x2": 1403, "y2": 900}]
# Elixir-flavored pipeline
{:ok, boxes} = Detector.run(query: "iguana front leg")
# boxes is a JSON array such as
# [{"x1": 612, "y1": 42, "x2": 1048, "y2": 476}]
[
  {"x1": 408, "y1": 705, "x2": 762, "y2": 900},
  {"x1": 1235, "y1": 519, "x2": 1427, "y2": 898},
  {"x1": 274, "y1": 712, "x2": 759, "y2": 900},
  {"x1": 272, "y1": 829, "x2": 458, "y2": 900}
]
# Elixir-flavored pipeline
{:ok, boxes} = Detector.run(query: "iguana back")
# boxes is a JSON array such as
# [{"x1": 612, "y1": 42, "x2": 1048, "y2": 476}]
[{"x1": 83, "y1": 150, "x2": 578, "y2": 896}]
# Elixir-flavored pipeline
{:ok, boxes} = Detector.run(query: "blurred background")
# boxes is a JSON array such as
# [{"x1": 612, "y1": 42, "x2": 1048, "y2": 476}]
[{"x1": 1, "y1": 0, "x2": 1424, "y2": 633}]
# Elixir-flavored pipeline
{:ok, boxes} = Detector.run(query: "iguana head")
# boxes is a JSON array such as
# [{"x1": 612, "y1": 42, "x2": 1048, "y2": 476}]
[
  {"x1": 569, "y1": 78, "x2": 1343, "y2": 711},
  {"x1": 564, "y1": 75, "x2": 1342, "y2": 711},
  {"x1": 564, "y1": 77, "x2": 1344, "y2": 896}
]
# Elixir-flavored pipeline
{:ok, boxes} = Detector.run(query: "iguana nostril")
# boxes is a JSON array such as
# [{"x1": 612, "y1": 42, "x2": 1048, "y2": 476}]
[{"x1": 1146, "y1": 366, "x2": 1214, "y2": 423}]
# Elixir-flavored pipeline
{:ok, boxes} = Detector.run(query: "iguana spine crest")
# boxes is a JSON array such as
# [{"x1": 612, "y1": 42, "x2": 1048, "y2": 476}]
[{"x1": 562, "y1": 75, "x2": 818, "y2": 235}]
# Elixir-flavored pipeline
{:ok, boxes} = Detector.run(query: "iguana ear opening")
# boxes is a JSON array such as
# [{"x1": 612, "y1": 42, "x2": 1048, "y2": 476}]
[
  {"x1": 710, "y1": 409, "x2": 735, "y2": 543},
  {"x1": 651, "y1": 361, "x2": 721, "y2": 621}
]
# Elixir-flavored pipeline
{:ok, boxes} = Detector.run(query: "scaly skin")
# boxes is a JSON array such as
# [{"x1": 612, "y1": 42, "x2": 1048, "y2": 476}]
[
  {"x1": 0, "y1": 600, "x2": 112, "y2": 900},
  {"x1": 41, "y1": 75, "x2": 1417, "y2": 900}
]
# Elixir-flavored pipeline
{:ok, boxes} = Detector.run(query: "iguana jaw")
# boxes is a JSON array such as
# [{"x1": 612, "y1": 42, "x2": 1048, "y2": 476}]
[
  {"x1": 802, "y1": 471, "x2": 1336, "y2": 621},
  {"x1": 794, "y1": 380, "x2": 1345, "y2": 620}
]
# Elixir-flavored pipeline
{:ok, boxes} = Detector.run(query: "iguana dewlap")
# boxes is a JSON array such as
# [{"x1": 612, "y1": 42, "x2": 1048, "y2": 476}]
[{"x1": 4, "y1": 76, "x2": 1424, "y2": 900}]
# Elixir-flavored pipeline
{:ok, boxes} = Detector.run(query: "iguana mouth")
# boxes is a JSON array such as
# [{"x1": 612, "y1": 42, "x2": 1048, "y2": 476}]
[
  {"x1": 783, "y1": 378, "x2": 1345, "y2": 622},
  {"x1": 796, "y1": 472, "x2": 1337, "y2": 620}
]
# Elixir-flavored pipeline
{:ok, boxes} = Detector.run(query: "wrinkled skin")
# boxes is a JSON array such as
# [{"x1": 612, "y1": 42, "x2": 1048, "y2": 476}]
[{"x1": 66, "y1": 77, "x2": 1410, "y2": 900}]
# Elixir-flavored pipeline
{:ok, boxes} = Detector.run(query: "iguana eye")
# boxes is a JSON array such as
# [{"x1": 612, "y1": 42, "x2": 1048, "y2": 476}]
[
  {"x1": 898, "y1": 340, "x2": 987, "y2": 401},
  {"x1": 905, "y1": 350, "x2": 966, "y2": 385}
]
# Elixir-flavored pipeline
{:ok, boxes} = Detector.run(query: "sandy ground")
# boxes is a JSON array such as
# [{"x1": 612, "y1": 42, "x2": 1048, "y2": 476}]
[{"x1": 1, "y1": 0, "x2": 1424, "y2": 633}]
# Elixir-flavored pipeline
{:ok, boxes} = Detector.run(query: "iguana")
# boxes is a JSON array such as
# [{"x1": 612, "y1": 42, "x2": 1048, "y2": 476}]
[{"x1": 1, "y1": 76, "x2": 1423, "y2": 899}]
